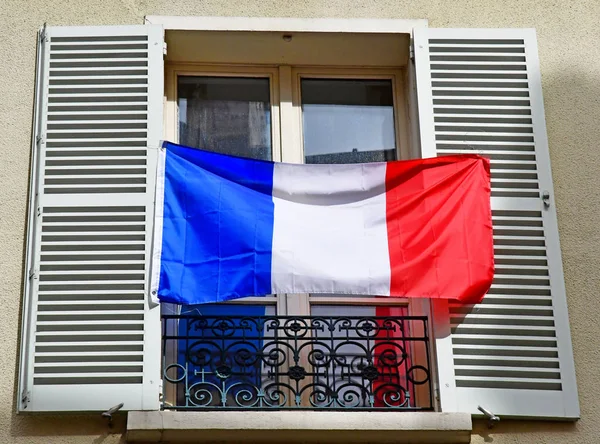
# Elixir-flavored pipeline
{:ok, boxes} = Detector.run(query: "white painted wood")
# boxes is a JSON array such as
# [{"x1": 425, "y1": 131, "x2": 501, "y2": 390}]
[
  {"x1": 145, "y1": 16, "x2": 427, "y2": 33},
  {"x1": 406, "y1": 49, "x2": 422, "y2": 160},
  {"x1": 278, "y1": 65, "x2": 309, "y2": 315},
  {"x1": 31, "y1": 385, "x2": 145, "y2": 412},
  {"x1": 142, "y1": 24, "x2": 164, "y2": 410},
  {"x1": 18, "y1": 25, "x2": 47, "y2": 416},
  {"x1": 18, "y1": 24, "x2": 164, "y2": 413},
  {"x1": 414, "y1": 27, "x2": 579, "y2": 420}
]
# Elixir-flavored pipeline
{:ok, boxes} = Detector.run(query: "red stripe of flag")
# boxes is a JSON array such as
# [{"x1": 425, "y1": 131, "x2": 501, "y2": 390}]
[{"x1": 385, "y1": 155, "x2": 493, "y2": 304}]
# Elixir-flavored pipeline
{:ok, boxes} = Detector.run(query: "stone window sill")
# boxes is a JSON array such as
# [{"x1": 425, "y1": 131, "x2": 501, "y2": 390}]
[{"x1": 126, "y1": 410, "x2": 472, "y2": 443}]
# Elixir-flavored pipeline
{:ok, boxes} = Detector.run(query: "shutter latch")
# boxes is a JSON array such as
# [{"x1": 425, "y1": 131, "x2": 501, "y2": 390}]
[
  {"x1": 478, "y1": 405, "x2": 500, "y2": 428},
  {"x1": 102, "y1": 403, "x2": 124, "y2": 428},
  {"x1": 542, "y1": 190, "x2": 551, "y2": 208}
]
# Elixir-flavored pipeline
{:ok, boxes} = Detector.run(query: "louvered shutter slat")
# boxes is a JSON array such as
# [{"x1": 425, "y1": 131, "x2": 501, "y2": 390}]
[
  {"x1": 414, "y1": 28, "x2": 579, "y2": 419},
  {"x1": 18, "y1": 25, "x2": 163, "y2": 412}
]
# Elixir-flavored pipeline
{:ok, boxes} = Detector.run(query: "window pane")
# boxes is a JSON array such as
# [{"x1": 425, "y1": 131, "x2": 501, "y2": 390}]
[
  {"x1": 301, "y1": 79, "x2": 397, "y2": 164},
  {"x1": 303, "y1": 79, "x2": 398, "y2": 303},
  {"x1": 178, "y1": 76, "x2": 272, "y2": 160}
]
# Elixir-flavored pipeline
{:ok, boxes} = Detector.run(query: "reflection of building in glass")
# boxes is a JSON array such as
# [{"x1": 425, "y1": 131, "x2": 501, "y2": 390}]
[
  {"x1": 305, "y1": 148, "x2": 397, "y2": 164},
  {"x1": 301, "y1": 79, "x2": 397, "y2": 163}
]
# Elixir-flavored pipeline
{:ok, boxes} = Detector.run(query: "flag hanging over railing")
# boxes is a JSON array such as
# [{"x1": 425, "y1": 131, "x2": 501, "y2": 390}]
[{"x1": 151, "y1": 141, "x2": 493, "y2": 305}]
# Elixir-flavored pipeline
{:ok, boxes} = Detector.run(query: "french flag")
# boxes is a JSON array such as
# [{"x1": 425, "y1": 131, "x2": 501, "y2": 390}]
[{"x1": 151, "y1": 142, "x2": 493, "y2": 305}]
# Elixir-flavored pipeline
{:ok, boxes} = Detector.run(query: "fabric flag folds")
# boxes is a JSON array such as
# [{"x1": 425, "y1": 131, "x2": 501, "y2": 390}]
[{"x1": 151, "y1": 141, "x2": 493, "y2": 305}]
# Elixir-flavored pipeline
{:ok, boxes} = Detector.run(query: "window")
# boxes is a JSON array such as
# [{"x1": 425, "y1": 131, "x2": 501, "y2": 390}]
[
  {"x1": 165, "y1": 64, "x2": 409, "y2": 308},
  {"x1": 300, "y1": 78, "x2": 397, "y2": 164},
  {"x1": 162, "y1": 64, "x2": 432, "y2": 409},
  {"x1": 178, "y1": 76, "x2": 273, "y2": 160},
  {"x1": 18, "y1": 21, "x2": 578, "y2": 422}
]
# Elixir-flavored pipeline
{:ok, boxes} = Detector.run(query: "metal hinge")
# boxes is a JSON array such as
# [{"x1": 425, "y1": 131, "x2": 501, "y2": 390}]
[
  {"x1": 36, "y1": 134, "x2": 45, "y2": 146},
  {"x1": 21, "y1": 390, "x2": 30, "y2": 409},
  {"x1": 158, "y1": 379, "x2": 164, "y2": 408},
  {"x1": 163, "y1": 42, "x2": 168, "y2": 56},
  {"x1": 409, "y1": 44, "x2": 415, "y2": 61},
  {"x1": 39, "y1": 23, "x2": 48, "y2": 43},
  {"x1": 32, "y1": 192, "x2": 40, "y2": 217},
  {"x1": 431, "y1": 382, "x2": 441, "y2": 410},
  {"x1": 28, "y1": 268, "x2": 37, "y2": 280}
]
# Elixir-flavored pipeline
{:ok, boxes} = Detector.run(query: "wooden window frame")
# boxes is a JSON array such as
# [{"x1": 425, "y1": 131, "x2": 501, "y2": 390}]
[{"x1": 165, "y1": 63, "x2": 418, "y2": 312}]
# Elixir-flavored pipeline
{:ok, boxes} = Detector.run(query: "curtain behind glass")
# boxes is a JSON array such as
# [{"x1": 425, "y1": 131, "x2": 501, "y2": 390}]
[{"x1": 178, "y1": 76, "x2": 272, "y2": 161}]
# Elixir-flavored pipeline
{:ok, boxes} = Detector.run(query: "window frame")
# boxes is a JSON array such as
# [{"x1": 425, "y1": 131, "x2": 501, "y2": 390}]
[
  {"x1": 164, "y1": 61, "x2": 434, "y2": 410},
  {"x1": 164, "y1": 63, "x2": 419, "y2": 311},
  {"x1": 165, "y1": 64, "x2": 282, "y2": 161},
  {"x1": 291, "y1": 66, "x2": 411, "y2": 163}
]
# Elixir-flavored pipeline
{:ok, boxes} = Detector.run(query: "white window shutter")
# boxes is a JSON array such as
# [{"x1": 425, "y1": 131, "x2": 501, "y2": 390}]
[
  {"x1": 413, "y1": 28, "x2": 579, "y2": 419},
  {"x1": 18, "y1": 25, "x2": 164, "y2": 412}
]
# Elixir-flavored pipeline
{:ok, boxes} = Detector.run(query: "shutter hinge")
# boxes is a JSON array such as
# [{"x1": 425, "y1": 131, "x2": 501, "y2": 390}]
[
  {"x1": 409, "y1": 44, "x2": 415, "y2": 61},
  {"x1": 36, "y1": 134, "x2": 45, "y2": 146},
  {"x1": 39, "y1": 23, "x2": 48, "y2": 43},
  {"x1": 28, "y1": 268, "x2": 38, "y2": 280},
  {"x1": 33, "y1": 192, "x2": 40, "y2": 217},
  {"x1": 163, "y1": 42, "x2": 168, "y2": 56},
  {"x1": 158, "y1": 379, "x2": 164, "y2": 408},
  {"x1": 432, "y1": 382, "x2": 441, "y2": 410},
  {"x1": 21, "y1": 389, "x2": 30, "y2": 409}
]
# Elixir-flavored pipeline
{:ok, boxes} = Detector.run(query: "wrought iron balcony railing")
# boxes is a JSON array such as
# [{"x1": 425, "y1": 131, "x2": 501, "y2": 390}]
[{"x1": 162, "y1": 314, "x2": 433, "y2": 410}]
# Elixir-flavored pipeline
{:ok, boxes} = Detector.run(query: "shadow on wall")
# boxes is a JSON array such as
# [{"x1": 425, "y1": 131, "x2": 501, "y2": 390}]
[
  {"x1": 10, "y1": 413, "x2": 127, "y2": 443},
  {"x1": 473, "y1": 419, "x2": 576, "y2": 443},
  {"x1": 8, "y1": 63, "x2": 600, "y2": 443}
]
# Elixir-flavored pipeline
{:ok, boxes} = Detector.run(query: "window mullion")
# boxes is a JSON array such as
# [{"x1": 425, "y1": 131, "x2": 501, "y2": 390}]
[{"x1": 278, "y1": 65, "x2": 304, "y2": 165}]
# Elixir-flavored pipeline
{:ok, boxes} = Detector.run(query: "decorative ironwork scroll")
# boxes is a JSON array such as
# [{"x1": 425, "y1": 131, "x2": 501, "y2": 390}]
[{"x1": 162, "y1": 314, "x2": 432, "y2": 410}]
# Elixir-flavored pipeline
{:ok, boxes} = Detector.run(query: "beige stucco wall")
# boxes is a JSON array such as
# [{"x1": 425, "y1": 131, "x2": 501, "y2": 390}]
[{"x1": 1, "y1": 0, "x2": 598, "y2": 442}]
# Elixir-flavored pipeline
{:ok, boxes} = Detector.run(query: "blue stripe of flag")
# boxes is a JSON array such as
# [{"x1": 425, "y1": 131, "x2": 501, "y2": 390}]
[
  {"x1": 176, "y1": 303, "x2": 266, "y2": 406},
  {"x1": 158, "y1": 142, "x2": 275, "y2": 304}
]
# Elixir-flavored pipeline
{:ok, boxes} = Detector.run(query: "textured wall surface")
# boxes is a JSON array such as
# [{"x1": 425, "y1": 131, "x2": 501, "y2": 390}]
[{"x1": 1, "y1": 0, "x2": 599, "y2": 442}]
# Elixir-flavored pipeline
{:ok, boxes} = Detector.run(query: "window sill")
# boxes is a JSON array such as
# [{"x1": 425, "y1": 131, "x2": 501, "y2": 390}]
[{"x1": 126, "y1": 410, "x2": 472, "y2": 443}]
